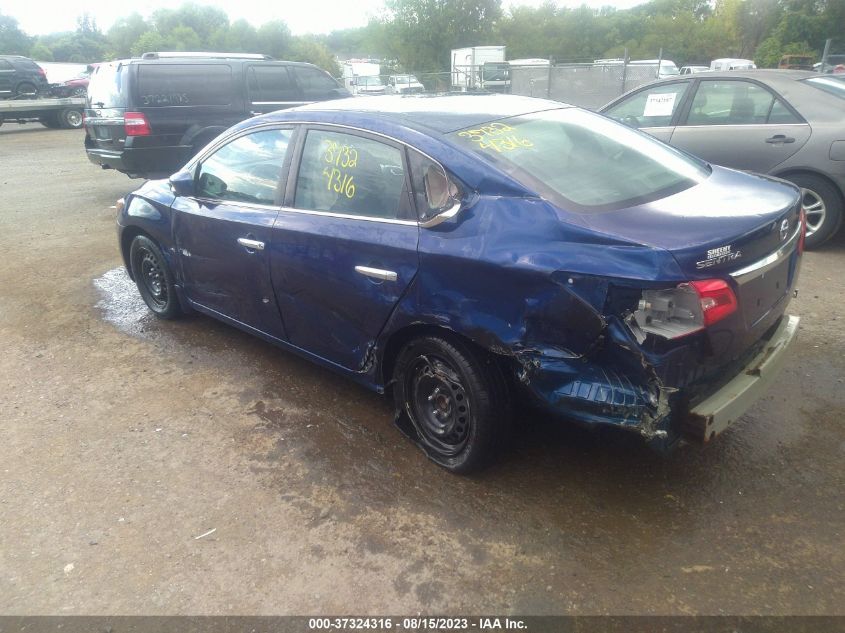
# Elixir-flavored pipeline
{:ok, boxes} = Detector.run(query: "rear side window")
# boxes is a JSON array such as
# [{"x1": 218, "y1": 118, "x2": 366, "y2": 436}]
[
  {"x1": 685, "y1": 80, "x2": 799, "y2": 125},
  {"x1": 290, "y1": 66, "x2": 340, "y2": 100},
  {"x1": 196, "y1": 129, "x2": 292, "y2": 205},
  {"x1": 88, "y1": 63, "x2": 126, "y2": 107},
  {"x1": 137, "y1": 64, "x2": 233, "y2": 107},
  {"x1": 248, "y1": 66, "x2": 299, "y2": 102},
  {"x1": 0, "y1": 59, "x2": 15, "y2": 71}
]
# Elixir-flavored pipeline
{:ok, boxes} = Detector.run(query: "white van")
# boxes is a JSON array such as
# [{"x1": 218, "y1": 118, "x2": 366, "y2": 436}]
[{"x1": 710, "y1": 58, "x2": 757, "y2": 71}]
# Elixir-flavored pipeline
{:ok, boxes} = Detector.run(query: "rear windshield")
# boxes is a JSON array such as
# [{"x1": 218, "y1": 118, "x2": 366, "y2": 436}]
[
  {"x1": 136, "y1": 63, "x2": 233, "y2": 107},
  {"x1": 804, "y1": 76, "x2": 845, "y2": 100},
  {"x1": 88, "y1": 62, "x2": 126, "y2": 108},
  {"x1": 448, "y1": 108, "x2": 710, "y2": 213}
]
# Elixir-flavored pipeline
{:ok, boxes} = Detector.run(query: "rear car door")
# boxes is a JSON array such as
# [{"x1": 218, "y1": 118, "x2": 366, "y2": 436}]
[
  {"x1": 669, "y1": 79, "x2": 811, "y2": 173},
  {"x1": 601, "y1": 80, "x2": 692, "y2": 143},
  {"x1": 246, "y1": 64, "x2": 306, "y2": 115},
  {"x1": 270, "y1": 127, "x2": 419, "y2": 370},
  {"x1": 172, "y1": 127, "x2": 294, "y2": 340},
  {"x1": 0, "y1": 59, "x2": 13, "y2": 96}
]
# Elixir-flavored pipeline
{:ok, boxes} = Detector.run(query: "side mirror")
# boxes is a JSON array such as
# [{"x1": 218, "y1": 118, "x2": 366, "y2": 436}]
[
  {"x1": 419, "y1": 166, "x2": 462, "y2": 228},
  {"x1": 169, "y1": 170, "x2": 195, "y2": 197}
]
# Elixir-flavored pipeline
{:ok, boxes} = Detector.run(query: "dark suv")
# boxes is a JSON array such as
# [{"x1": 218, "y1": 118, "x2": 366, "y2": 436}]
[
  {"x1": 0, "y1": 55, "x2": 49, "y2": 98},
  {"x1": 84, "y1": 52, "x2": 351, "y2": 178}
]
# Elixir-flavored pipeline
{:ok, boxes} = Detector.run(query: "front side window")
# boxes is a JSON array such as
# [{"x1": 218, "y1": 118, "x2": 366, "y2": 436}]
[
  {"x1": 685, "y1": 80, "x2": 799, "y2": 125},
  {"x1": 604, "y1": 81, "x2": 690, "y2": 128},
  {"x1": 248, "y1": 66, "x2": 299, "y2": 102},
  {"x1": 449, "y1": 108, "x2": 710, "y2": 213},
  {"x1": 196, "y1": 128, "x2": 292, "y2": 205},
  {"x1": 294, "y1": 129, "x2": 410, "y2": 220},
  {"x1": 290, "y1": 67, "x2": 341, "y2": 99}
]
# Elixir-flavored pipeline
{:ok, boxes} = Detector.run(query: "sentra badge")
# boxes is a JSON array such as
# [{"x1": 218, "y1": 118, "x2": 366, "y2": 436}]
[{"x1": 696, "y1": 244, "x2": 742, "y2": 269}]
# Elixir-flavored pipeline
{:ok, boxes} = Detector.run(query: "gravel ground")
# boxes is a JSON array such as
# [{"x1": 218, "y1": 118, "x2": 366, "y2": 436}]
[{"x1": 0, "y1": 123, "x2": 843, "y2": 615}]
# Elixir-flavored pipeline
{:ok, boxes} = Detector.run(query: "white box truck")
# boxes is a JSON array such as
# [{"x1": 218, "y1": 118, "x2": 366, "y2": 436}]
[{"x1": 451, "y1": 46, "x2": 506, "y2": 91}]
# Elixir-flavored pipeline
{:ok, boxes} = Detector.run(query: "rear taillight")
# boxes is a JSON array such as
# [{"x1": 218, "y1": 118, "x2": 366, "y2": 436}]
[
  {"x1": 38, "y1": 68, "x2": 46, "y2": 77},
  {"x1": 633, "y1": 278, "x2": 737, "y2": 339},
  {"x1": 798, "y1": 207, "x2": 807, "y2": 254},
  {"x1": 688, "y1": 279, "x2": 738, "y2": 326},
  {"x1": 124, "y1": 111, "x2": 151, "y2": 136}
]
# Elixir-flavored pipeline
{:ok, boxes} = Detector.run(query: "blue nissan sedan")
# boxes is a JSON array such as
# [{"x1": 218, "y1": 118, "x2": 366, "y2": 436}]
[{"x1": 116, "y1": 95, "x2": 803, "y2": 473}]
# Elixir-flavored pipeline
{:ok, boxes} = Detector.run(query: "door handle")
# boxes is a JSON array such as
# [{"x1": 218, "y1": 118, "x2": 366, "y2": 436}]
[
  {"x1": 765, "y1": 135, "x2": 795, "y2": 144},
  {"x1": 355, "y1": 265, "x2": 397, "y2": 282},
  {"x1": 237, "y1": 237, "x2": 265, "y2": 251}
]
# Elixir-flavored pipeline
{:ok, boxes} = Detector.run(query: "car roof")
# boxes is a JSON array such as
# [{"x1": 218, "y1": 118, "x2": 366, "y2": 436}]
[{"x1": 278, "y1": 94, "x2": 570, "y2": 134}]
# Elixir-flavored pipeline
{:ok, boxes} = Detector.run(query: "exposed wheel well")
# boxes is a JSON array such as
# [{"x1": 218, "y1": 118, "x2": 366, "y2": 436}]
[
  {"x1": 120, "y1": 226, "x2": 150, "y2": 280},
  {"x1": 775, "y1": 169, "x2": 845, "y2": 203},
  {"x1": 379, "y1": 323, "x2": 513, "y2": 389}
]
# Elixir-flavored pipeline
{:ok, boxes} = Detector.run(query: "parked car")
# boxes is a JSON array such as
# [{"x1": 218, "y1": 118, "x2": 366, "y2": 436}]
[
  {"x1": 84, "y1": 52, "x2": 350, "y2": 178},
  {"x1": 779, "y1": 54, "x2": 814, "y2": 70},
  {"x1": 116, "y1": 94, "x2": 803, "y2": 473},
  {"x1": 680, "y1": 65, "x2": 709, "y2": 75},
  {"x1": 51, "y1": 63, "x2": 97, "y2": 98},
  {"x1": 354, "y1": 75, "x2": 387, "y2": 95},
  {"x1": 387, "y1": 74, "x2": 424, "y2": 94},
  {"x1": 601, "y1": 70, "x2": 845, "y2": 247},
  {"x1": 0, "y1": 55, "x2": 49, "y2": 98}
]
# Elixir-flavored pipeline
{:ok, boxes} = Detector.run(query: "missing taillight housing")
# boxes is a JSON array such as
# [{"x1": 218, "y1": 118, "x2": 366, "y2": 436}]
[
  {"x1": 633, "y1": 278, "x2": 737, "y2": 339},
  {"x1": 124, "y1": 111, "x2": 151, "y2": 136}
]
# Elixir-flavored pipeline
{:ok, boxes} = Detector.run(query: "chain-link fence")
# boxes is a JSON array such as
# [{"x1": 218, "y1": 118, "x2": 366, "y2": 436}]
[{"x1": 370, "y1": 55, "x2": 676, "y2": 110}]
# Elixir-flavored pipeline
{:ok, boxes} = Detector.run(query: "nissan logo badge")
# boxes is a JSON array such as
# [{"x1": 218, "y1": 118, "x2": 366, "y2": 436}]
[{"x1": 780, "y1": 219, "x2": 789, "y2": 241}]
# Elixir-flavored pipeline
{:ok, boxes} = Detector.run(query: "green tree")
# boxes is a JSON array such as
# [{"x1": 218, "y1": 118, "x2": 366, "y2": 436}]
[
  {"x1": 382, "y1": 0, "x2": 503, "y2": 72},
  {"x1": 29, "y1": 41, "x2": 54, "y2": 61},
  {"x1": 0, "y1": 12, "x2": 32, "y2": 55}
]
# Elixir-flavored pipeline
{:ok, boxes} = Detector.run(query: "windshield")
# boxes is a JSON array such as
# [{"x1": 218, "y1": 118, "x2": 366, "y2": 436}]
[
  {"x1": 660, "y1": 62, "x2": 680, "y2": 75},
  {"x1": 360, "y1": 76, "x2": 383, "y2": 87},
  {"x1": 449, "y1": 108, "x2": 710, "y2": 213},
  {"x1": 483, "y1": 64, "x2": 510, "y2": 81},
  {"x1": 805, "y1": 76, "x2": 845, "y2": 100},
  {"x1": 87, "y1": 62, "x2": 125, "y2": 107},
  {"x1": 395, "y1": 75, "x2": 419, "y2": 84}
]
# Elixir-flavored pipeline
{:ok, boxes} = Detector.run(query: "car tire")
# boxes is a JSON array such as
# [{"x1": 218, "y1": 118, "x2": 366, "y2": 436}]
[
  {"x1": 787, "y1": 173, "x2": 844, "y2": 249},
  {"x1": 70, "y1": 87, "x2": 86, "y2": 98},
  {"x1": 57, "y1": 108, "x2": 83, "y2": 129},
  {"x1": 392, "y1": 335, "x2": 511, "y2": 474},
  {"x1": 129, "y1": 235, "x2": 184, "y2": 320},
  {"x1": 15, "y1": 82, "x2": 37, "y2": 98}
]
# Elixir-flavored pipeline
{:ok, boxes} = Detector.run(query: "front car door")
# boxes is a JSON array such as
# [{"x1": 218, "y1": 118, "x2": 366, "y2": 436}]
[
  {"x1": 602, "y1": 80, "x2": 692, "y2": 143},
  {"x1": 246, "y1": 64, "x2": 306, "y2": 116},
  {"x1": 172, "y1": 127, "x2": 294, "y2": 340},
  {"x1": 270, "y1": 127, "x2": 419, "y2": 370},
  {"x1": 669, "y1": 78, "x2": 812, "y2": 173}
]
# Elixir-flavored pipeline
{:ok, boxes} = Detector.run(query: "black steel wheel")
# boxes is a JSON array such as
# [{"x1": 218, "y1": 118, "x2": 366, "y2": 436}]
[
  {"x1": 393, "y1": 336, "x2": 511, "y2": 473},
  {"x1": 129, "y1": 235, "x2": 183, "y2": 319}
]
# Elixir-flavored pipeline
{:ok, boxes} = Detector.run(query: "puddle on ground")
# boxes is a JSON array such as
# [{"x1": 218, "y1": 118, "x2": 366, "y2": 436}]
[{"x1": 93, "y1": 267, "x2": 158, "y2": 337}]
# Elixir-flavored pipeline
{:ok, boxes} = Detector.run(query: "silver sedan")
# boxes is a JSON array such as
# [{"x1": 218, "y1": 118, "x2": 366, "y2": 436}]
[{"x1": 601, "y1": 70, "x2": 845, "y2": 248}]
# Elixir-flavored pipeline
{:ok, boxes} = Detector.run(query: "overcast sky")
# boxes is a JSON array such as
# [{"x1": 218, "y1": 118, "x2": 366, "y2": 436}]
[{"x1": 5, "y1": 0, "x2": 646, "y2": 37}]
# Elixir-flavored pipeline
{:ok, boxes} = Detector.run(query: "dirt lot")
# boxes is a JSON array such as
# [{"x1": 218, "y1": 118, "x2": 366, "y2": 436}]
[{"x1": 0, "y1": 124, "x2": 843, "y2": 615}]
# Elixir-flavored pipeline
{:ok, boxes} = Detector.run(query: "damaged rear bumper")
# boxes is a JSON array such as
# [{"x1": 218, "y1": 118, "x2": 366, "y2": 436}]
[{"x1": 684, "y1": 314, "x2": 799, "y2": 442}]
